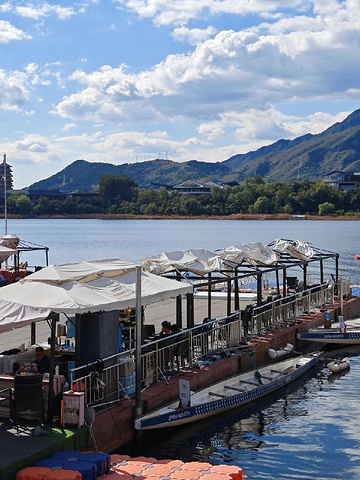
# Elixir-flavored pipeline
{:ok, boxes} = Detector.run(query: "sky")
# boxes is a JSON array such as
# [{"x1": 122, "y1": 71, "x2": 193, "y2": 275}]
[{"x1": 1, "y1": 0, "x2": 360, "y2": 189}]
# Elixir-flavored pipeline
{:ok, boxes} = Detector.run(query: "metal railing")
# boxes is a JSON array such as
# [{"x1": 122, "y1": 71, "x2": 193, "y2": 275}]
[
  {"x1": 69, "y1": 312, "x2": 243, "y2": 407},
  {"x1": 251, "y1": 282, "x2": 334, "y2": 337},
  {"x1": 69, "y1": 281, "x2": 342, "y2": 407}
]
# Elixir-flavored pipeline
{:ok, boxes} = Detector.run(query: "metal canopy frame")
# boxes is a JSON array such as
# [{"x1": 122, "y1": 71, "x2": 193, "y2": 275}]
[
  {"x1": 158, "y1": 239, "x2": 339, "y2": 317},
  {"x1": 13, "y1": 239, "x2": 49, "y2": 277}
]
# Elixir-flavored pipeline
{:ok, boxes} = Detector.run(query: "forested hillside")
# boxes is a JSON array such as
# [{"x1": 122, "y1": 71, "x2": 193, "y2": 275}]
[{"x1": 29, "y1": 109, "x2": 360, "y2": 193}]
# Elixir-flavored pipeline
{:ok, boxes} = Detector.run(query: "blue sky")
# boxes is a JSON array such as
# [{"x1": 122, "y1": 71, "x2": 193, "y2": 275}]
[{"x1": 1, "y1": 0, "x2": 359, "y2": 189}]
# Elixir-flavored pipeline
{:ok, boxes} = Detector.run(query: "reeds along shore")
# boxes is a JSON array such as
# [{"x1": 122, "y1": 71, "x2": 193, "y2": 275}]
[{"x1": 3, "y1": 213, "x2": 360, "y2": 220}]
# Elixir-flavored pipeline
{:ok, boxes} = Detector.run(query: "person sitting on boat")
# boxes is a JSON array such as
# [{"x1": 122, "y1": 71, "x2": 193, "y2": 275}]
[{"x1": 34, "y1": 346, "x2": 50, "y2": 374}]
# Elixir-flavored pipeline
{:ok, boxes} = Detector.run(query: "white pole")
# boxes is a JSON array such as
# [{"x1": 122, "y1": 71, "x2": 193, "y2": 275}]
[
  {"x1": 135, "y1": 265, "x2": 142, "y2": 418},
  {"x1": 3, "y1": 153, "x2": 7, "y2": 235},
  {"x1": 339, "y1": 277, "x2": 343, "y2": 316}
]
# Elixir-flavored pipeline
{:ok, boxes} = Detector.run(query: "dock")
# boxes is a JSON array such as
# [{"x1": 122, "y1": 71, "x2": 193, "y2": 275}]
[{"x1": 1, "y1": 292, "x2": 359, "y2": 480}]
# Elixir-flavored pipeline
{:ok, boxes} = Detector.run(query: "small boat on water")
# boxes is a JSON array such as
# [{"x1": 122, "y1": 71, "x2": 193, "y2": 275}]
[
  {"x1": 134, "y1": 355, "x2": 319, "y2": 430},
  {"x1": 297, "y1": 327, "x2": 360, "y2": 345},
  {"x1": 327, "y1": 357, "x2": 350, "y2": 373}
]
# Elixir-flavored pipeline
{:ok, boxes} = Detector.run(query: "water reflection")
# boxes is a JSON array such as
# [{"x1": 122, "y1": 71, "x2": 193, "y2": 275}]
[{"x1": 137, "y1": 355, "x2": 360, "y2": 479}]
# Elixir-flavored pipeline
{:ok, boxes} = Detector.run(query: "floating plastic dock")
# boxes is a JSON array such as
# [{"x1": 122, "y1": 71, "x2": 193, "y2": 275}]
[{"x1": 16, "y1": 453, "x2": 245, "y2": 480}]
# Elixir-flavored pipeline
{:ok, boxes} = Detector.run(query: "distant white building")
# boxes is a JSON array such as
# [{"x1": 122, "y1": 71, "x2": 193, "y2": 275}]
[{"x1": 173, "y1": 180, "x2": 225, "y2": 195}]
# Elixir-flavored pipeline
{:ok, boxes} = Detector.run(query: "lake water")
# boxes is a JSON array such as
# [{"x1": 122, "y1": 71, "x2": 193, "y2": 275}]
[
  {"x1": 137, "y1": 348, "x2": 360, "y2": 480},
  {"x1": 6, "y1": 218, "x2": 360, "y2": 282},
  {"x1": 6, "y1": 217, "x2": 360, "y2": 478}
]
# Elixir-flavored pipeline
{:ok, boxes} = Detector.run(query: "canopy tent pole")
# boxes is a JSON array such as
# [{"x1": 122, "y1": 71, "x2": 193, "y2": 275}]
[
  {"x1": 256, "y1": 272, "x2": 262, "y2": 306},
  {"x1": 227, "y1": 277, "x2": 231, "y2": 317},
  {"x1": 135, "y1": 266, "x2": 142, "y2": 420},
  {"x1": 303, "y1": 263, "x2": 307, "y2": 290},
  {"x1": 276, "y1": 269, "x2": 280, "y2": 296},
  {"x1": 47, "y1": 313, "x2": 58, "y2": 424},
  {"x1": 176, "y1": 296, "x2": 182, "y2": 328},
  {"x1": 320, "y1": 258, "x2": 324, "y2": 285},
  {"x1": 31, "y1": 322, "x2": 36, "y2": 346},
  {"x1": 207, "y1": 272, "x2": 212, "y2": 319},
  {"x1": 234, "y1": 269, "x2": 239, "y2": 311},
  {"x1": 335, "y1": 255, "x2": 339, "y2": 283},
  {"x1": 282, "y1": 268, "x2": 286, "y2": 297},
  {"x1": 186, "y1": 292, "x2": 194, "y2": 329}
]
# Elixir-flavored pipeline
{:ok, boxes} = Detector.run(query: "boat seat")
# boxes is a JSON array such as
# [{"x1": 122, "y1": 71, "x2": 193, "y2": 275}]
[
  {"x1": 224, "y1": 385, "x2": 245, "y2": 393},
  {"x1": 240, "y1": 379, "x2": 260, "y2": 386},
  {"x1": 208, "y1": 391, "x2": 228, "y2": 398}
]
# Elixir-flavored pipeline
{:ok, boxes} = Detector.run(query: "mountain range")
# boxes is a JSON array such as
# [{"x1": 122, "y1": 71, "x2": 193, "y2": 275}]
[{"x1": 29, "y1": 109, "x2": 360, "y2": 194}]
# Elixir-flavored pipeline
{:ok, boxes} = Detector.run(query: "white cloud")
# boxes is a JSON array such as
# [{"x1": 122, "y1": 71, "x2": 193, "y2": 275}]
[
  {"x1": 0, "y1": 20, "x2": 31, "y2": 43},
  {"x1": 56, "y1": 0, "x2": 360, "y2": 129},
  {"x1": 0, "y1": 70, "x2": 30, "y2": 110},
  {"x1": 2, "y1": 0, "x2": 360, "y2": 189},
  {"x1": 62, "y1": 123, "x2": 77, "y2": 131},
  {"x1": 172, "y1": 26, "x2": 217, "y2": 45},
  {"x1": 15, "y1": 134, "x2": 50, "y2": 153},
  {"x1": 115, "y1": 0, "x2": 304, "y2": 26},
  {"x1": 15, "y1": 2, "x2": 76, "y2": 20},
  {"x1": 198, "y1": 108, "x2": 351, "y2": 147}
]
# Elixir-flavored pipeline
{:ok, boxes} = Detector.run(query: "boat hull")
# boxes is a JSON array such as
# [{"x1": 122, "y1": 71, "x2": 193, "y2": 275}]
[
  {"x1": 297, "y1": 331, "x2": 360, "y2": 344},
  {"x1": 134, "y1": 356, "x2": 319, "y2": 430}
]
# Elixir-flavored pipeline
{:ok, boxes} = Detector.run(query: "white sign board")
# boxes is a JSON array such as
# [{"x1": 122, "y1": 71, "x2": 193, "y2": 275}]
[{"x1": 179, "y1": 379, "x2": 191, "y2": 408}]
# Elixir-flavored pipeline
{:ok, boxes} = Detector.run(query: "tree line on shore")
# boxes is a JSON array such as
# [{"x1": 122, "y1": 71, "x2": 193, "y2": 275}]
[{"x1": 7, "y1": 174, "x2": 360, "y2": 217}]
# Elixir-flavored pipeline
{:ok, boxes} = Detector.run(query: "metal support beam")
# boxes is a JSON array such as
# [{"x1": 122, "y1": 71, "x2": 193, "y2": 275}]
[
  {"x1": 335, "y1": 255, "x2": 339, "y2": 283},
  {"x1": 227, "y1": 278, "x2": 231, "y2": 317},
  {"x1": 186, "y1": 292, "x2": 194, "y2": 329},
  {"x1": 276, "y1": 269, "x2": 280, "y2": 296},
  {"x1": 283, "y1": 268, "x2": 287, "y2": 298},
  {"x1": 176, "y1": 295, "x2": 182, "y2": 328},
  {"x1": 256, "y1": 272, "x2": 262, "y2": 306},
  {"x1": 320, "y1": 259, "x2": 324, "y2": 285},
  {"x1": 207, "y1": 272, "x2": 212, "y2": 318},
  {"x1": 234, "y1": 270, "x2": 239, "y2": 311},
  {"x1": 31, "y1": 322, "x2": 36, "y2": 346}
]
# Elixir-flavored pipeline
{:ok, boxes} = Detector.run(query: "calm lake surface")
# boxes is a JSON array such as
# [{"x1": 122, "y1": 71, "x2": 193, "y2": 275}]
[
  {"x1": 137, "y1": 349, "x2": 360, "y2": 480},
  {"x1": 6, "y1": 218, "x2": 360, "y2": 282},
  {"x1": 6, "y1": 218, "x2": 360, "y2": 479}
]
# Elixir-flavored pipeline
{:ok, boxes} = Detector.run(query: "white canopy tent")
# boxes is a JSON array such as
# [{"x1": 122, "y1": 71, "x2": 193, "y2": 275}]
[
  {"x1": 272, "y1": 239, "x2": 315, "y2": 260},
  {"x1": 0, "y1": 245, "x2": 17, "y2": 264},
  {"x1": 141, "y1": 249, "x2": 223, "y2": 275},
  {"x1": 141, "y1": 240, "x2": 316, "y2": 275},
  {"x1": 222, "y1": 242, "x2": 279, "y2": 267},
  {"x1": 0, "y1": 300, "x2": 51, "y2": 334},
  {"x1": 0, "y1": 258, "x2": 192, "y2": 334}
]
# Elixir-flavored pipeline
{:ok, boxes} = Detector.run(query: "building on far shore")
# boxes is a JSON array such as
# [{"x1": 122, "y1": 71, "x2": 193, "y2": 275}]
[
  {"x1": 323, "y1": 171, "x2": 360, "y2": 191},
  {"x1": 173, "y1": 180, "x2": 225, "y2": 195}
]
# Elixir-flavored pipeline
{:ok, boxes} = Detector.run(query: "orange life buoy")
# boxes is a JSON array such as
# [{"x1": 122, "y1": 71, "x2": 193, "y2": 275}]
[{"x1": 355, "y1": 255, "x2": 360, "y2": 260}]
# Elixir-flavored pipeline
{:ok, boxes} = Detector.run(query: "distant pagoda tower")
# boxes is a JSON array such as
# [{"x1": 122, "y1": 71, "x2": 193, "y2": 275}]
[{"x1": 0, "y1": 154, "x2": 13, "y2": 191}]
